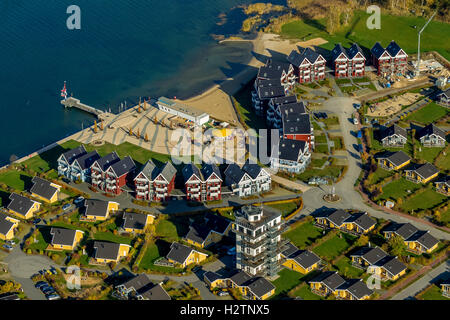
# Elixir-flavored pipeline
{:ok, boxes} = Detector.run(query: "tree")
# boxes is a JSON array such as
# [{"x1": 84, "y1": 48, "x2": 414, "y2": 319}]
[
  {"x1": 356, "y1": 235, "x2": 369, "y2": 247},
  {"x1": 388, "y1": 235, "x2": 406, "y2": 257}
]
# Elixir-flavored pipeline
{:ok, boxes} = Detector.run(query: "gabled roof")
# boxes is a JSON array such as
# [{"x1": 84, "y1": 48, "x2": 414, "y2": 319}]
[
  {"x1": 270, "y1": 95, "x2": 297, "y2": 106},
  {"x1": 379, "y1": 151, "x2": 411, "y2": 167},
  {"x1": 50, "y1": 227, "x2": 82, "y2": 247},
  {"x1": 108, "y1": 156, "x2": 136, "y2": 177},
  {"x1": 290, "y1": 250, "x2": 321, "y2": 269},
  {"x1": 93, "y1": 241, "x2": 125, "y2": 260},
  {"x1": 282, "y1": 113, "x2": 312, "y2": 136},
  {"x1": 158, "y1": 162, "x2": 177, "y2": 183},
  {"x1": 0, "y1": 215, "x2": 16, "y2": 236},
  {"x1": 386, "y1": 40, "x2": 405, "y2": 57},
  {"x1": 331, "y1": 43, "x2": 348, "y2": 61},
  {"x1": 266, "y1": 59, "x2": 292, "y2": 71},
  {"x1": 134, "y1": 160, "x2": 157, "y2": 181},
  {"x1": 439, "y1": 87, "x2": 450, "y2": 98},
  {"x1": 60, "y1": 146, "x2": 87, "y2": 165},
  {"x1": 381, "y1": 125, "x2": 407, "y2": 140},
  {"x1": 274, "y1": 138, "x2": 307, "y2": 162},
  {"x1": 73, "y1": 151, "x2": 101, "y2": 170},
  {"x1": 418, "y1": 124, "x2": 446, "y2": 140},
  {"x1": 122, "y1": 212, "x2": 149, "y2": 230},
  {"x1": 201, "y1": 163, "x2": 222, "y2": 182},
  {"x1": 242, "y1": 161, "x2": 265, "y2": 179},
  {"x1": 406, "y1": 162, "x2": 439, "y2": 180},
  {"x1": 384, "y1": 223, "x2": 418, "y2": 240},
  {"x1": 278, "y1": 102, "x2": 307, "y2": 117},
  {"x1": 257, "y1": 85, "x2": 286, "y2": 100},
  {"x1": 337, "y1": 279, "x2": 373, "y2": 299},
  {"x1": 224, "y1": 163, "x2": 247, "y2": 184},
  {"x1": 347, "y1": 43, "x2": 365, "y2": 60},
  {"x1": 166, "y1": 242, "x2": 206, "y2": 265},
  {"x1": 255, "y1": 78, "x2": 282, "y2": 88},
  {"x1": 318, "y1": 209, "x2": 351, "y2": 227},
  {"x1": 245, "y1": 277, "x2": 275, "y2": 299},
  {"x1": 351, "y1": 247, "x2": 387, "y2": 265},
  {"x1": 119, "y1": 274, "x2": 170, "y2": 300},
  {"x1": 94, "y1": 152, "x2": 120, "y2": 172},
  {"x1": 83, "y1": 199, "x2": 110, "y2": 217},
  {"x1": 405, "y1": 230, "x2": 439, "y2": 250},
  {"x1": 371, "y1": 42, "x2": 387, "y2": 59},
  {"x1": 435, "y1": 176, "x2": 450, "y2": 187},
  {"x1": 30, "y1": 176, "x2": 59, "y2": 201},
  {"x1": 204, "y1": 212, "x2": 231, "y2": 234},
  {"x1": 345, "y1": 212, "x2": 376, "y2": 231},
  {"x1": 288, "y1": 47, "x2": 322, "y2": 67},
  {"x1": 374, "y1": 256, "x2": 407, "y2": 277},
  {"x1": 185, "y1": 223, "x2": 211, "y2": 244},
  {"x1": 309, "y1": 271, "x2": 346, "y2": 291},
  {"x1": 7, "y1": 193, "x2": 39, "y2": 216},
  {"x1": 182, "y1": 164, "x2": 203, "y2": 183},
  {"x1": 204, "y1": 271, "x2": 222, "y2": 283},
  {"x1": 229, "y1": 270, "x2": 253, "y2": 286}
]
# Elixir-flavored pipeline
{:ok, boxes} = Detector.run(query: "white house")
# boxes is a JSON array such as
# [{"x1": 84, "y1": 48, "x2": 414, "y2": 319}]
[
  {"x1": 156, "y1": 97, "x2": 209, "y2": 126},
  {"x1": 271, "y1": 139, "x2": 311, "y2": 173}
]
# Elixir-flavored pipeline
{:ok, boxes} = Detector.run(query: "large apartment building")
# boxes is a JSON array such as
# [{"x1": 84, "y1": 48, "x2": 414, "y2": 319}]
[
  {"x1": 287, "y1": 47, "x2": 326, "y2": 83},
  {"x1": 91, "y1": 152, "x2": 121, "y2": 191},
  {"x1": 104, "y1": 156, "x2": 136, "y2": 195},
  {"x1": 233, "y1": 206, "x2": 287, "y2": 277},
  {"x1": 371, "y1": 40, "x2": 408, "y2": 77},
  {"x1": 331, "y1": 43, "x2": 366, "y2": 78},
  {"x1": 282, "y1": 112, "x2": 314, "y2": 151},
  {"x1": 57, "y1": 146, "x2": 101, "y2": 182},
  {"x1": 182, "y1": 163, "x2": 223, "y2": 202},
  {"x1": 134, "y1": 161, "x2": 177, "y2": 202},
  {"x1": 270, "y1": 138, "x2": 311, "y2": 174}
]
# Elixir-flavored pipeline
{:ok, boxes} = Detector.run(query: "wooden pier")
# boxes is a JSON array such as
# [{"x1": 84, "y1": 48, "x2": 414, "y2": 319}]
[{"x1": 61, "y1": 97, "x2": 108, "y2": 118}]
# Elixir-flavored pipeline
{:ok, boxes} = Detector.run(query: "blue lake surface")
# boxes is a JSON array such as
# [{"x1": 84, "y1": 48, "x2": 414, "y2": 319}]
[{"x1": 0, "y1": 0, "x2": 284, "y2": 165}]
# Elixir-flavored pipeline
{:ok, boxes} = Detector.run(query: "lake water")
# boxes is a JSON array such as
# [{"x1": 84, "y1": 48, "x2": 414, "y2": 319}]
[{"x1": 0, "y1": 0, "x2": 284, "y2": 165}]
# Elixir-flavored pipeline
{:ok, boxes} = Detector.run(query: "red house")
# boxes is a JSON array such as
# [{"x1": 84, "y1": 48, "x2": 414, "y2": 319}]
[
  {"x1": 331, "y1": 43, "x2": 366, "y2": 78},
  {"x1": 104, "y1": 156, "x2": 136, "y2": 195},
  {"x1": 201, "y1": 163, "x2": 222, "y2": 201},
  {"x1": 182, "y1": 163, "x2": 223, "y2": 202},
  {"x1": 282, "y1": 113, "x2": 314, "y2": 151},
  {"x1": 134, "y1": 160, "x2": 157, "y2": 201},
  {"x1": 153, "y1": 162, "x2": 177, "y2": 202},
  {"x1": 371, "y1": 41, "x2": 408, "y2": 77},
  {"x1": 287, "y1": 47, "x2": 326, "y2": 84},
  {"x1": 182, "y1": 164, "x2": 203, "y2": 202},
  {"x1": 90, "y1": 152, "x2": 120, "y2": 191}
]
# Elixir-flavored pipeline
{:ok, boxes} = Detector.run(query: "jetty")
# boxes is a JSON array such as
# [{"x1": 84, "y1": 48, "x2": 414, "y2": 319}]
[{"x1": 61, "y1": 97, "x2": 111, "y2": 118}]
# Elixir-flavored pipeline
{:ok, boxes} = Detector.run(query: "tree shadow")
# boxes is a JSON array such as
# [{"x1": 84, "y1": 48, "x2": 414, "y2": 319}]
[{"x1": 20, "y1": 174, "x2": 33, "y2": 191}]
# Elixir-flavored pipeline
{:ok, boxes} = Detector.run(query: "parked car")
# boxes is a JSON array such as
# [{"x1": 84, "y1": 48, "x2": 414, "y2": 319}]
[
  {"x1": 62, "y1": 203, "x2": 72, "y2": 211},
  {"x1": 218, "y1": 291, "x2": 229, "y2": 296},
  {"x1": 35, "y1": 281, "x2": 48, "y2": 289},
  {"x1": 42, "y1": 287, "x2": 56, "y2": 295},
  {"x1": 2, "y1": 244, "x2": 13, "y2": 252},
  {"x1": 46, "y1": 294, "x2": 61, "y2": 300},
  {"x1": 32, "y1": 218, "x2": 41, "y2": 225},
  {"x1": 353, "y1": 117, "x2": 358, "y2": 125},
  {"x1": 74, "y1": 197, "x2": 84, "y2": 205}
]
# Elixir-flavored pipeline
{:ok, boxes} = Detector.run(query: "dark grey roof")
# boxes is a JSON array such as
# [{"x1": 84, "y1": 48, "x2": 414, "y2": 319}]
[
  {"x1": 119, "y1": 274, "x2": 170, "y2": 300},
  {"x1": 381, "y1": 125, "x2": 407, "y2": 140},
  {"x1": 288, "y1": 47, "x2": 321, "y2": 67},
  {"x1": 291, "y1": 250, "x2": 321, "y2": 269},
  {"x1": 84, "y1": 199, "x2": 110, "y2": 217},
  {"x1": 381, "y1": 151, "x2": 411, "y2": 167},
  {"x1": 73, "y1": 151, "x2": 101, "y2": 170},
  {"x1": 257, "y1": 60, "x2": 291, "y2": 80},
  {"x1": 347, "y1": 43, "x2": 365, "y2": 60},
  {"x1": 278, "y1": 102, "x2": 307, "y2": 116},
  {"x1": 245, "y1": 277, "x2": 275, "y2": 299},
  {"x1": 435, "y1": 176, "x2": 450, "y2": 187},
  {"x1": 93, "y1": 241, "x2": 122, "y2": 260},
  {"x1": 166, "y1": 242, "x2": 196, "y2": 264},
  {"x1": 257, "y1": 85, "x2": 286, "y2": 100},
  {"x1": 386, "y1": 40, "x2": 403, "y2": 57},
  {"x1": 345, "y1": 212, "x2": 376, "y2": 231},
  {"x1": 182, "y1": 164, "x2": 203, "y2": 183},
  {"x1": 135, "y1": 160, "x2": 157, "y2": 181},
  {"x1": 266, "y1": 59, "x2": 292, "y2": 71},
  {"x1": 123, "y1": 212, "x2": 149, "y2": 230},
  {"x1": 50, "y1": 227, "x2": 80, "y2": 247},
  {"x1": 309, "y1": 271, "x2": 346, "y2": 291},
  {"x1": 204, "y1": 271, "x2": 221, "y2": 283},
  {"x1": 409, "y1": 162, "x2": 439, "y2": 180},
  {"x1": 201, "y1": 163, "x2": 222, "y2": 181},
  {"x1": 405, "y1": 230, "x2": 439, "y2": 250},
  {"x1": 331, "y1": 43, "x2": 348, "y2": 61},
  {"x1": 282, "y1": 242, "x2": 300, "y2": 257},
  {"x1": 384, "y1": 223, "x2": 418, "y2": 240},
  {"x1": 0, "y1": 293, "x2": 20, "y2": 300},
  {"x1": 30, "y1": 176, "x2": 58, "y2": 201},
  {"x1": 0, "y1": 215, "x2": 15, "y2": 236},
  {"x1": 7, "y1": 193, "x2": 38, "y2": 216},
  {"x1": 224, "y1": 163, "x2": 247, "y2": 184},
  {"x1": 418, "y1": 124, "x2": 446, "y2": 140},
  {"x1": 229, "y1": 270, "x2": 252, "y2": 286},
  {"x1": 274, "y1": 138, "x2": 307, "y2": 162},
  {"x1": 326, "y1": 209, "x2": 351, "y2": 227},
  {"x1": 109, "y1": 156, "x2": 135, "y2": 177},
  {"x1": 255, "y1": 78, "x2": 282, "y2": 88},
  {"x1": 242, "y1": 161, "x2": 264, "y2": 179},
  {"x1": 375, "y1": 256, "x2": 407, "y2": 276},
  {"x1": 351, "y1": 247, "x2": 387, "y2": 265},
  {"x1": 95, "y1": 152, "x2": 120, "y2": 172},
  {"x1": 371, "y1": 42, "x2": 386, "y2": 59},
  {"x1": 337, "y1": 279, "x2": 373, "y2": 299},
  {"x1": 204, "y1": 212, "x2": 231, "y2": 234},
  {"x1": 185, "y1": 223, "x2": 211, "y2": 244},
  {"x1": 282, "y1": 113, "x2": 312, "y2": 135},
  {"x1": 440, "y1": 87, "x2": 450, "y2": 98},
  {"x1": 61, "y1": 146, "x2": 87, "y2": 165},
  {"x1": 158, "y1": 162, "x2": 177, "y2": 183},
  {"x1": 270, "y1": 95, "x2": 297, "y2": 106}
]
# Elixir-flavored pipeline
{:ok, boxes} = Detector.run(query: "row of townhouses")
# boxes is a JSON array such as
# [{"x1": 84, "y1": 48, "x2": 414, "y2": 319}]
[{"x1": 380, "y1": 123, "x2": 446, "y2": 148}]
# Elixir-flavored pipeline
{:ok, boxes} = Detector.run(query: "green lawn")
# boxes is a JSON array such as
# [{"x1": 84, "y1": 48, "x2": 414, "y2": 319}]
[
  {"x1": 27, "y1": 231, "x2": 49, "y2": 251},
  {"x1": 376, "y1": 178, "x2": 422, "y2": 202},
  {"x1": 155, "y1": 219, "x2": 188, "y2": 241},
  {"x1": 280, "y1": 11, "x2": 450, "y2": 60},
  {"x1": 93, "y1": 232, "x2": 132, "y2": 245},
  {"x1": 313, "y1": 233, "x2": 356, "y2": 260},
  {"x1": 435, "y1": 152, "x2": 450, "y2": 171},
  {"x1": 139, "y1": 241, "x2": 185, "y2": 273},
  {"x1": 0, "y1": 170, "x2": 32, "y2": 191},
  {"x1": 404, "y1": 102, "x2": 449, "y2": 125},
  {"x1": 50, "y1": 222, "x2": 89, "y2": 233},
  {"x1": 418, "y1": 284, "x2": 450, "y2": 301},
  {"x1": 296, "y1": 165, "x2": 344, "y2": 182},
  {"x1": 315, "y1": 135, "x2": 327, "y2": 144},
  {"x1": 284, "y1": 221, "x2": 323, "y2": 248},
  {"x1": 267, "y1": 202, "x2": 298, "y2": 218},
  {"x1": 400, "y1": 188, "x2": 448, "y2": 213},
  {"x1": 415, "y1": 142, "x2": 444, "y2": 164},
  {"x1": 270, "y1": 268, "x2": 306, "y2": 299},
  {"x1": 310, "y1": 157, "x2": 328, "y2": 168},
  {"x1": 368, "y1": 167, "x2": 393, "y2": 184},
  {"x1": 292, "y1": 284, "x2": 323, "y2": 300},
  {"x1": 314, "y1": 144, "x2": 329, "y2": 154},
  {"x1": 332, "y1": 256, "x2": 365, "y2": 278}
]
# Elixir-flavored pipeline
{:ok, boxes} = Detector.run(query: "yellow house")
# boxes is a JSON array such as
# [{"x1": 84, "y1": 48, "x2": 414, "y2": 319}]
[
  {"x1": 333, "y1": 279, "x2": 373, "y2": 300},
  {"x1": 435, "y1": 178, "x2": 450, "y2": 196},
  {"x1": 377, "y1": 151, "x2": 411, "y2": 171},
  {"x1": 281, "y1": 242, "x2": 321, "y2": 274},
  {"x1": 83, "y1": 199, "x2": 119, "y2": 222},
  {"x1": 166, "y1": 242, "x2": 208, "y2": 268},
  {"x1": 404, "y1": 163, "x2": 439, "y2": 184},
  {"x1": 309, "y1": 271, "x2": 346, "y2": 297},
  {"x1": 0, "y1": 215, "x2": 20, "y2": 241},
  {"x1": 441, "y1": 282, "x2": 450, "y2": 298},
  {"x1": 367, "y1": 256, "x2": 407, "y2": 281},
  {"x1": 404, "y1": 230, "x2": 439, "y2": 254},
  {"x1": 30, "y1": 176, "x2": 61, "y2": 203},
  {"x1": 92, "y1": 241, "x2": 131, "y2": 263},
  {"x1": 122, "y1": 212, "x2": 154, "y2": 233},
  {"x1": 49, "y1": 227, "x2": 84, "y2": 251},
  {"x1": 315, "y1": 210, "x2": 376, "y2": 235},
  {"x1": 184, "y1": 214, "x2": 232, "y2": 248},
  {"x1": 7, "y1": 193, "x2": 41, "y2": 220}
]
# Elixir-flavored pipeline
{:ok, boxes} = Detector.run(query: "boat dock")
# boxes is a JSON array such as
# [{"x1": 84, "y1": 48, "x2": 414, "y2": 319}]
[{"x1": 61, "y1": 97, "x2": 110, "y2": 118}]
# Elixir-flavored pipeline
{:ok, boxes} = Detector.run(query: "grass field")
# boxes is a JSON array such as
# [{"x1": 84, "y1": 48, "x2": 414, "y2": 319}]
[
  {"x1": 155, "y1": 219, "x2": 189, "y2": 241},
  {"x1": 404, "y1": 103, "x2": 449, "y2": 125},
  {"x1": 418, "y1": 284, "x2": 450, "y2": 300},
  {"x1": 333, "y1": 256, "x2": 365, "y2": 278},
  {"x1": 376, "y1": 177, "x2": 421, "y2": 201},
  {"x1": 292, "y1": 284, "x2": 324, "y2": 300},
  {"x1": 93, "y1": 232, "x2": 132, "y2": 245},
  {"x1": 50, "y1": 222, "x2": 90, "y2": 233},
  {"x1": 270, "y1": 268, "x2": 306, "y2": 299},
  {"x1": 267, "y1": 202, "x2": 298, "y2": 218},
  {"x1": 139, "y1": 241, "x2": 185, "y2": 273},
  {"x1": 414, "y1": 142, "x2": 445, "y2": 164},
  {"x1": 27, "y1": 231, "x2": 49, "y2": 251},
  {"x1": 313, "y1": 233, "x2": 356, "y2": 260},
  {"x1": 0, "y1": 170, "x2": 32, "y2": 191},
  {"x1": 280, "y1": 11, "x2": 450, "y2": 60},
  {"x1": 284, "y1": 221, "x2": 323, "y2": 248},
  {"x1": 435, "y1": 151, "x2": 450, "y2": 171},
  {"x1": 296, "y1": 165, "x2": 344, "y2": 182},
  {"x1": 368, "y1": 167, "x2": 394, "y2": 184},
  {"x1": 400, "y1": 188, "x2": 448, "y2": 213}
]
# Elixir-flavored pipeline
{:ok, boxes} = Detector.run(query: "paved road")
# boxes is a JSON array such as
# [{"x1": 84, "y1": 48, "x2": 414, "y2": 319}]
[
  {"x1": 391, "y1": 259, "x2": 450, "y2": 300},
  {"x1": 300, "y1": 96, "x2": 450, "y2": 240}
]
